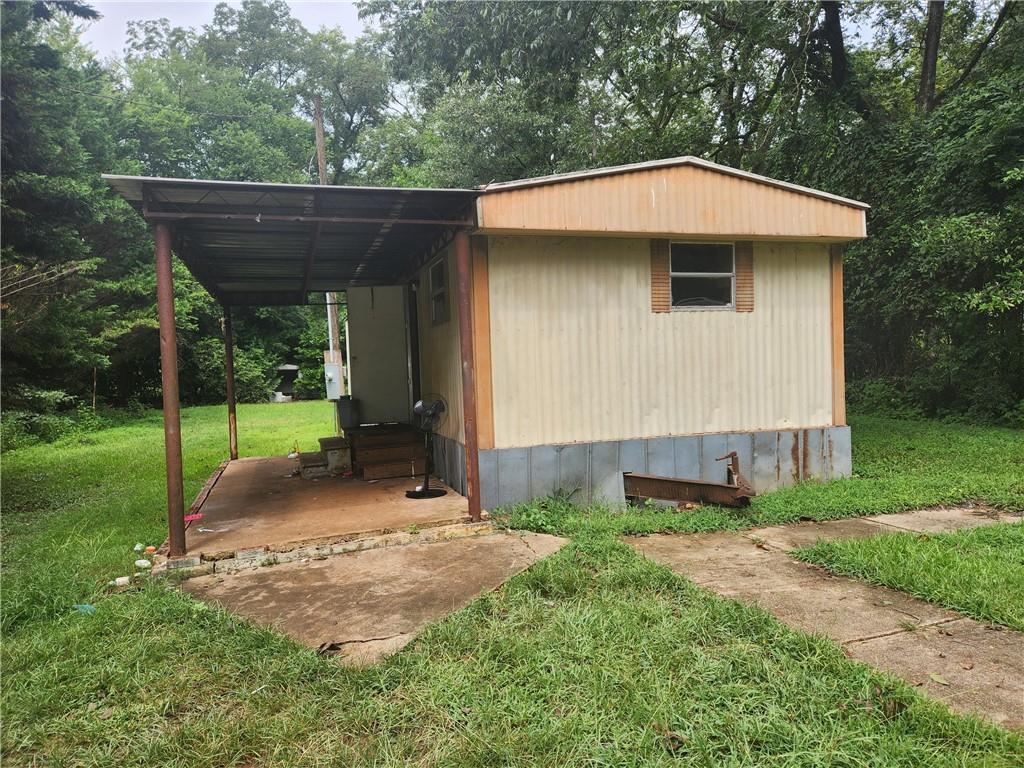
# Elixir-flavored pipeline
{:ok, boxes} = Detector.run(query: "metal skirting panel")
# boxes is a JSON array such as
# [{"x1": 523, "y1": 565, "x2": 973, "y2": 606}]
[
  {"x1": 478, "y1": 426, "x2": 851, "y2": 509},
  {"x1": 431, "y1": 433, "x2": 467, "y2": 497}
]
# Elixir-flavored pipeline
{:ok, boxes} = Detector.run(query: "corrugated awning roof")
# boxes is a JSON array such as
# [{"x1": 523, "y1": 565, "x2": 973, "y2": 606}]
[{"x1": 104, "y1": 175, "x2": 477, "y2": 306}]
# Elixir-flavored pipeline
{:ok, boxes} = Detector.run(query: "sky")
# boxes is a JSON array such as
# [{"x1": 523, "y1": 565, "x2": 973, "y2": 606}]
[{"x1": 80, "y1": 1, "x2": 369, "y2": 58}]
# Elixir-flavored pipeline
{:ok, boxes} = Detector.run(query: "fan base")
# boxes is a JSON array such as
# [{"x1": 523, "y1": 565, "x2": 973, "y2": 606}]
[{"x1": 406, "y1": 488, "x2": 448, "y2": 499}]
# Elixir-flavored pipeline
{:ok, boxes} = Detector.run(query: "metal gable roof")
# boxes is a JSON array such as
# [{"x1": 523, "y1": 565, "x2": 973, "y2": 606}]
[{"x1": 477, "y1": 156, "x2": 870, "y2": 210}]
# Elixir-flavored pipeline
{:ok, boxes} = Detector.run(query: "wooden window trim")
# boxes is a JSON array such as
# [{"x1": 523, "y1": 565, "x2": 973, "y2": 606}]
[
  {"x1": 650, "y1": 239, "x2": 670, "y2": 312},
  {"x1": 735, "y1": 241, "x2": 754, "y2": 312}
]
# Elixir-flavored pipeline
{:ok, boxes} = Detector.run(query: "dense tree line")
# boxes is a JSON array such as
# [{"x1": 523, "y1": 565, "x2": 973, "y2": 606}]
[{"x1": 2, "y1": 0, "x2": 1021, "y2": 447}]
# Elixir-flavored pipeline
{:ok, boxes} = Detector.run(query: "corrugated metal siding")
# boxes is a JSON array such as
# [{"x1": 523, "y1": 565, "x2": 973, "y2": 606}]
[
  {"x1": 487, "y1": 236, "x2": 833, "y2": 448},
  {"x1": 477, "y1": 165, "x2": 866, "y2": 240},
  {"x1": 416, "y1": 246, "x2": 465, "y2": 443}
]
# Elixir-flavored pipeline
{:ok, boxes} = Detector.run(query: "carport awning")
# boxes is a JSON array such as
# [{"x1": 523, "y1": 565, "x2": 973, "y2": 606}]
[{"x1": 104, "y1": 175, "x2": 477, "y2": 306}]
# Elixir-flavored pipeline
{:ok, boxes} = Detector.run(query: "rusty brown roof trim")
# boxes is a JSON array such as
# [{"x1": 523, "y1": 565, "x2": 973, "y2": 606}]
[{"x1": 476, "y1": 156, "x2": 871, "y2": 211}]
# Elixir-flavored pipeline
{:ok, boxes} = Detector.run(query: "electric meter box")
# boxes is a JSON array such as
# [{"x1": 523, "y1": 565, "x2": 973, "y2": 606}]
[{"x1": 324, "y1": 362, "x2": 343, "y2": 400}]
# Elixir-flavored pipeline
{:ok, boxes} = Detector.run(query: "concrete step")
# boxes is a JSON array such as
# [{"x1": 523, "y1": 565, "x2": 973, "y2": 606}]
[
  {"x1": 298, "y1": 451, "x2": 327, "y2": 469},
  {"x1": 298, "y1": 451, "x2": 329, "y2": 480}
]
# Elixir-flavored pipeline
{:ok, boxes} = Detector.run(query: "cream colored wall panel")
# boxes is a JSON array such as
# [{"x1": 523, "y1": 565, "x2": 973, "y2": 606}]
[
  {"x1": 487, "y1": 237, "x2": 833, "y2": 448},
  {"x1": 477, "y1": 165, "x2": 866, "y2": 241},
  {"x1": 415, "y1": 246, "x2": 465, "y2": 443}
]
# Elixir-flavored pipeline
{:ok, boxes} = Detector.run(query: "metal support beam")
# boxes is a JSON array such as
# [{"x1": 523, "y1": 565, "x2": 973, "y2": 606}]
[
  {"x1": 144, "y1": 211, "x2": 475, "y2": 227},
  {"x1": 454, "y1": 229, "x2": 482, "y2": 521},
  {"x1": 154, "y1": 223, "x2": 186, "y2": 557},
  {"x1": 223, "y1": 306, "x2": 238, "y2": 461}
]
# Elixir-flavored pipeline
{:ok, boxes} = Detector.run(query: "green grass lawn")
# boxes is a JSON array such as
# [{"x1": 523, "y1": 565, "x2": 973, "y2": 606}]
[
  {"x1": 2, "y1": 406, "x2": 1023, "y2": 765},
  {"x1": 795, "y1": 522, "x2": 1024, "y2": 631}
]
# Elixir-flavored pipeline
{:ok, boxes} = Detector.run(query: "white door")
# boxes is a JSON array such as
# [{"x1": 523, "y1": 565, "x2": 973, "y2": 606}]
[{"x1": 346, "y1": 286, "x2": 410, "y2": 424}]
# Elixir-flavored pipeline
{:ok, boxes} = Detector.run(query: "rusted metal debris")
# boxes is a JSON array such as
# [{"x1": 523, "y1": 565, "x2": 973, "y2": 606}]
[{"x1": 623, "y1": 452, "x2": 755, "y2": 508}]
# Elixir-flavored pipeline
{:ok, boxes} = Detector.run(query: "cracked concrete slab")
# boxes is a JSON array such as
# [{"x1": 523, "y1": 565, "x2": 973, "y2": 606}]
[
  {"x1": 631, "y1": 534, "x2": 956, "y2": 643},
  {"x1": 849, "y1": 619, "x2": 1024, "y2": 731},
  {"x1": 865, "y1": 505, "x2": 1013, "y2": 533},
  {"x1": 183, "y1": 529, "x2": 566, "y2": 666},
  {"x1": 746, "y1": 518, "x2": 887, "y2": 550},
  {"x1": 628, "y1": 507, "x2": 1023, "y2": 729}
]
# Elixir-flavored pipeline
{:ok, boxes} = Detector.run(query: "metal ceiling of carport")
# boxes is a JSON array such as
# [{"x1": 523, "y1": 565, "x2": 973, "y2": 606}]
[{"x1": 103, "y1": 175, "x2": 478, "y2": 306}]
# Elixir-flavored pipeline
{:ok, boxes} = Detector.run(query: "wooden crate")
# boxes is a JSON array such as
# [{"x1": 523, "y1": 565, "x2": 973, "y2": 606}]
[{"x1": 360, "y1": 458, "x2": 425, "y2": 481}]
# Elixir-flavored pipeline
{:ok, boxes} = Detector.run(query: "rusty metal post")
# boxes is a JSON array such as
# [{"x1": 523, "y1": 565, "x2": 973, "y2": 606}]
[
  {"x1": 223, "y1": 305, "x2": 238, "y2": 461},
  {"x1": 154, "y1": 223, "x2": 186, "y2": 557},
  {"x1": 453, "y1": 229, "x2": 482, "y2": 521}
]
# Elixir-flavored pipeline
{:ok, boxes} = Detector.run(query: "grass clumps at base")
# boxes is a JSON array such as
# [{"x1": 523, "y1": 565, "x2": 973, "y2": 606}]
[
  {"x1": 795, "y1": 522, "x2": 1024, "y2": 631},
  {"x1": 496, "y1": 414, "x2": 1024, "y2": 538},
  {"x1": 4, "y1": 538, "x2": 1021, "y2": 766}
]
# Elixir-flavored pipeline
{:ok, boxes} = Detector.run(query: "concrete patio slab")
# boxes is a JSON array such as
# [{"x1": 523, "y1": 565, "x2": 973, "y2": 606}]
[
  {"x1": 627, "y1": 507, "x2": 1023, "y2": 729},
  {"x1": 183, "y1": 529, "x2": 566, "y2": 665},
  {"x1": 191, "y1": 455, "x2": 469, "y2": 559}
]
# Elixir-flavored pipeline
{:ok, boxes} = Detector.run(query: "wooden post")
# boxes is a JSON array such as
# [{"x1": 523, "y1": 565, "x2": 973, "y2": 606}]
[
  {"x1": 454, "y1": 229, "x2": 482, "y2": 521},
  {"x1": 830, "y1": 245, "x2": 847, "y2": 427},
  {"x1": 154, "y1": 223, "x2": 186, "y2": 557},
  {"x1": 223, "y1": 305, "x2": 238, "y2": 461}
]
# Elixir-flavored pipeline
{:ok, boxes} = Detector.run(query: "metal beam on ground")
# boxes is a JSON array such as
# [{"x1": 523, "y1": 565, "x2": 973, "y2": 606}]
[
  {"x1": 154, "y1": 223, "x2": 186, "y2": 557},
  {"x1": 454, "y1": 229, "x2": 482, "y2": 522}
]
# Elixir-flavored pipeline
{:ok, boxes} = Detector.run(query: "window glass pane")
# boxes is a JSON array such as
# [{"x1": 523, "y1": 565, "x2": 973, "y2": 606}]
[
  {"x1": 431, "y1": 261, "x2": 445, "y2": 290},
  {"x1": 671, "y1": 276, "x2": 733, "y2": 307},
  {"x1": 671, "y1": 243, "x2": 732, "y2": 273},
  {"x1": 431, "y1": 293, "x2": 447, "y2": 323}
]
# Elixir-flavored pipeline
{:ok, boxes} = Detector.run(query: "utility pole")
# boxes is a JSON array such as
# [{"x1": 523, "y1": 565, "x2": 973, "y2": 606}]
[
  {"x1": 314, "y1": 96, "x2": 346, "y2": 431},
  {"x1": 314, "y1": 95, "x2": 343, "y2": 372}
]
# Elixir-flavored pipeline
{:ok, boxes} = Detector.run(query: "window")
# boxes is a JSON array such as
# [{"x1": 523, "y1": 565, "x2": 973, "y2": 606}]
[
  {"x1": 669, "y1": 242, "x2": 734, "y2": 308},
  {"x1": 429, "y1": 258, "x2": 448, "y2": 324}
]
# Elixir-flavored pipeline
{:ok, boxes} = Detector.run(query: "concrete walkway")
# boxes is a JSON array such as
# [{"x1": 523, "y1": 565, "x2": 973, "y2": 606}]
[
  {"x1": 184, "y1": 528, "x2": 566, "y2": 666},
  {"x1": 629, "y1": 505, "x2": 1024, "y2": 730}
]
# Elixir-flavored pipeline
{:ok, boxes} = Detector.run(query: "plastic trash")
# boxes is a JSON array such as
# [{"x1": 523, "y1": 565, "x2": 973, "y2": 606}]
[
  {"x1": 134, "y1": 559, "x2": 152, "y2": 569},
  {"x1": 133, "y1": 543, "x2": 145, "y2": 552},
  {"x1": 287, "y1": 451, "x2": 299, "y2": 459},
  {"x1": 72, "y1": 604, "x2": 96, "y2": 614},
  {"x1": 111, "y1": 576, "x2": 131, "y2": 587}
]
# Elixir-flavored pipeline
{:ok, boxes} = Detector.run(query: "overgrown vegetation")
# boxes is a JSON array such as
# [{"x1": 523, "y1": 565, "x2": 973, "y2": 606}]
[
  {"x1": 3, "y1": 404, "x2": 1022, "y2": 764},
  {"x1": 3, "y1": 1, "x2": 1023, "y2": 426},
  {"x1": 796, "y1": 522, "x2": 1024, "y2": 631}
]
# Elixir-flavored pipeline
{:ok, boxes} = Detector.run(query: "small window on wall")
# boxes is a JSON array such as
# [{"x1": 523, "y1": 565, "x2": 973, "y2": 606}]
[
  {"x1": 429, "y1": 258, "x2": 449, "y2": 324},
  {"x1": 670, "y1": 242, "x2": 735, "y2": 308}
]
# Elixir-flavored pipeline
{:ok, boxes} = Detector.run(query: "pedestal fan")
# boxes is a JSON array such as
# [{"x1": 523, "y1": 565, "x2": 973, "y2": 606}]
[{"x1": 406, "y1": 394, "x2": 448, "y2": 499}]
